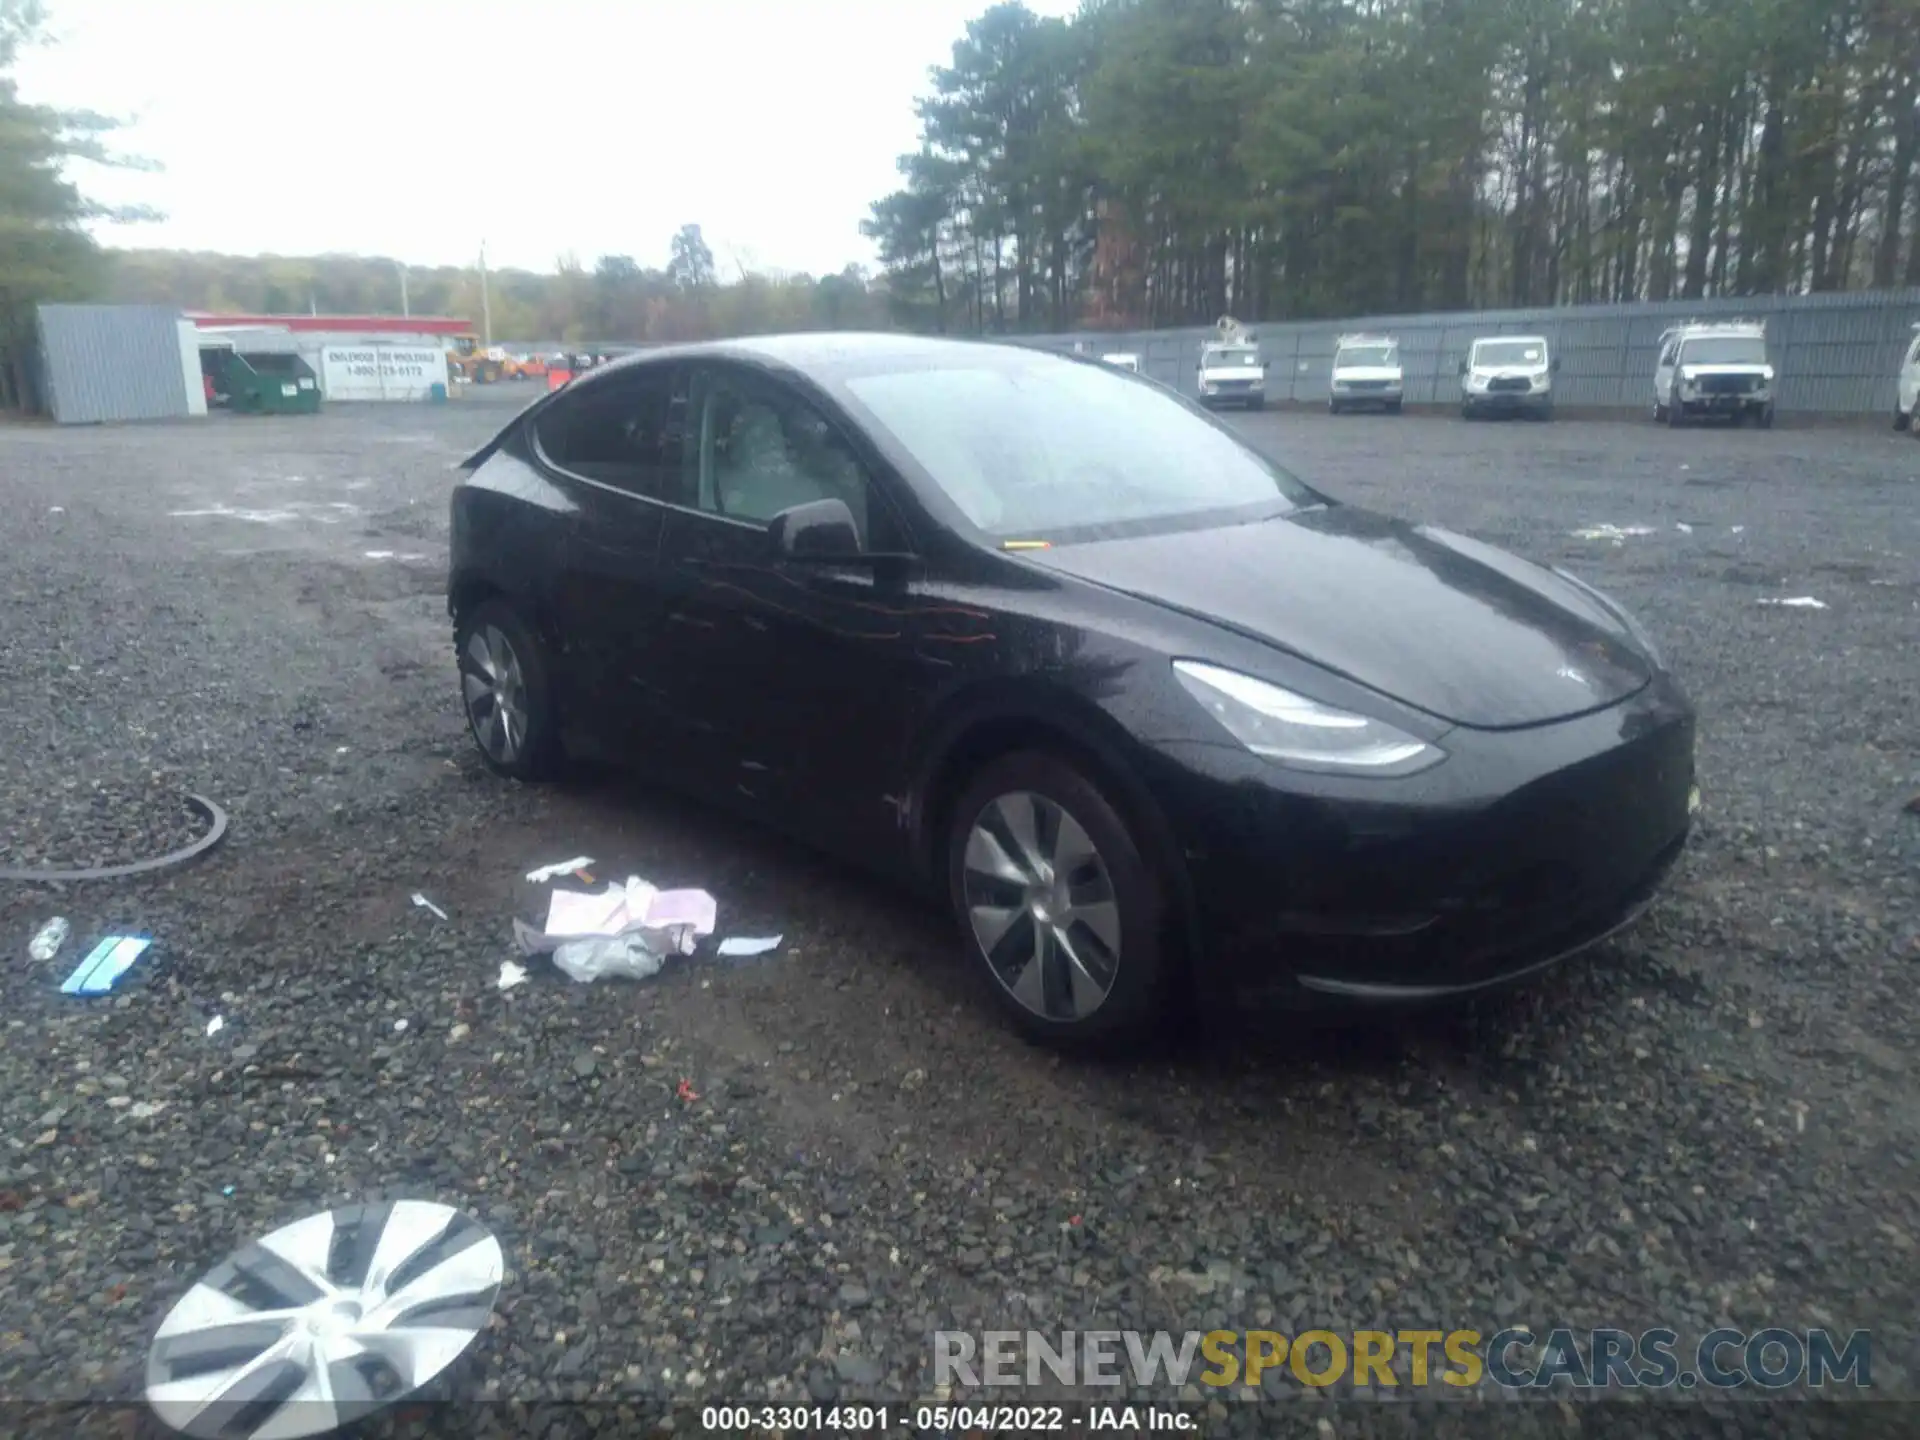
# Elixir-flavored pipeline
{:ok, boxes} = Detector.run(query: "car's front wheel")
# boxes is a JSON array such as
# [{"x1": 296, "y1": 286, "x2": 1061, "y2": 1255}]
[
  {"x1": 946, "y1": 751, "x2": 1169, "y2": 1049},
  {"x1": 455, "y1": 598, "x2": 559, "y2": 780},
  {"x1": 1894, "y1": 405, "x2": 1911, "y2": 432}
]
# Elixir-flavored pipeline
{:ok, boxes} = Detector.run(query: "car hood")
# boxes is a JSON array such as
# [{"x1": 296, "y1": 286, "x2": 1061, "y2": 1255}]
[
  {"x1": 1024, "y1": 507, "x2": 1653, "y2": 730},
  {"x1": 1471, "y1": 366, "x2": 1548, "y2": 381},
  {"x1": 1201, "y1": 365, "x2": 1264, "y2": 381},
  {"x1": 1333, "y1": 366, "x2": 1402, "y2": 382}
]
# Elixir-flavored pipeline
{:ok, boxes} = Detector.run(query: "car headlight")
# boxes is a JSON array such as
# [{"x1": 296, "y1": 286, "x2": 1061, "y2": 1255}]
[
  {"x1": 1550, "y1": 567, "x2": 1664, "y2": 669},
  {"x1": 1172, "y1": 661, "x2": 1446, "y2": 775}
]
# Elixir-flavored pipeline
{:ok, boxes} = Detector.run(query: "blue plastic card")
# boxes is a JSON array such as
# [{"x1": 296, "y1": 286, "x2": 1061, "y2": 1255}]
[{"x1": 60, "y1": 936, "x2": 153, "y2": 995}]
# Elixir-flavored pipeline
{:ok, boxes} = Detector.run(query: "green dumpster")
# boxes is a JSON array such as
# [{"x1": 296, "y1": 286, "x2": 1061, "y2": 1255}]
[{"x1": 226, "y1": 351, "x2": 322, "y2": 415}]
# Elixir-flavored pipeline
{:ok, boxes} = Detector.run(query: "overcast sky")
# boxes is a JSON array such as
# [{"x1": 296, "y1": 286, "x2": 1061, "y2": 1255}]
[{"x1": 16, "y1": 0, "x2": 1078, "y2": 277}]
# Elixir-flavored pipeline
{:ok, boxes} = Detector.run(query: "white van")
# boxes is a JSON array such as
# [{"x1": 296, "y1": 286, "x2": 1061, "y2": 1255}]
[
  {"x1": 1653, "y1": 320, "x2": 1775, "y2": 428},
  {"x1": 1896, "y1": 324, "x2": 1920, "y2": 432},
  {"x1": 1329, "y1": 334, "x2": 1403, "y2": 415},
  {"x1": 1458, "y1": 334, "x2": 1558, "y2": 421},
  {"x1": 1101, "y1": 353, "x2": 1141, "y2": 374}
]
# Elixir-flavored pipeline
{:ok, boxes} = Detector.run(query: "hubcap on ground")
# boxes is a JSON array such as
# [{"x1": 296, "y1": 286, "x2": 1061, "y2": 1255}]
[
  {"x1": 461, "y1": 624, "x2": 527, "y2": 764},
  {"x1": 146, "y1": 1200, "x2": 504, "y2": 1440},
  {"x1": 962, "y1": 790, "x2": 1121, "y2": 1022}
]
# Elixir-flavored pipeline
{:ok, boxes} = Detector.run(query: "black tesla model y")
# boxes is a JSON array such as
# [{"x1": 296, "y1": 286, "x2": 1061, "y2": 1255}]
[{"x1": 448, "y1": 335, "x2": 1696, "y2": 1047}]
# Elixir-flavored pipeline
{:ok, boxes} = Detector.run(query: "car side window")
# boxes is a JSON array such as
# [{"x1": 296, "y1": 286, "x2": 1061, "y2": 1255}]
[
  {"x1": 534, "y1": 368, "x2": 681, "y2": 500},
  {"x1": 685, "y1": 370, "x2": 875, "y2": 544},
  {"x1": 1906, "y1": 337, "x2": 1920, "y2": 367},
  {"x1": 1658, "y1": 342, "x2": 1678, "y2": 367}
]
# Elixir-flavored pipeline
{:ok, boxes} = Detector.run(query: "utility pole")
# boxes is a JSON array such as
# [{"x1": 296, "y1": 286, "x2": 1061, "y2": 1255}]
[
  {"x1": 479, "y1": 240, "x2": 492, "y2": 346},
  {"x1": 397, "y1": 262, "x2": 410, "y2": 317}
]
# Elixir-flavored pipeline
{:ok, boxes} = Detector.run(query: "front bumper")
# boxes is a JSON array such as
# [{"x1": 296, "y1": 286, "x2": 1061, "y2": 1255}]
[
  {"x1": 1138, "y1": 673, "x2": 1696, "y2": 1007},
  {"x1": 1676, "y1": 390, "x2": 1769, "y2": 414},
  {"x1": 1465, "y1": 388, "x2": 1551, "y2": 413},
  {"x1": 1200, "y1": 385, "x2": 1264, "y2": 407}
]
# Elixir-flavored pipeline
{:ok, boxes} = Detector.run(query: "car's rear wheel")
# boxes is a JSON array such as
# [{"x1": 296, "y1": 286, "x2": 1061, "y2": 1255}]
[
  {"x1": 946, "y1": 751, "x2": 1168, "y2": 1049},
  {"x1": 456, "y1": 598, "x2": 559, "y2": 780}
]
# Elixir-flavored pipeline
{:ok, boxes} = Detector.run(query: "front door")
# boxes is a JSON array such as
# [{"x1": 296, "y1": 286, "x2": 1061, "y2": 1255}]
[
  {"x1": 650, "y1": 362, "x2": 925, "y2": 860},
  {"x1": 1655, "y1": 338, "x2": 1679, "y2": 408}
]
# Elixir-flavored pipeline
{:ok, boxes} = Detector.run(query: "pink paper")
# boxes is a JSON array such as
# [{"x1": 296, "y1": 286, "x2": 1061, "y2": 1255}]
[{"x1": 644, "y1": 889, "x2": 717, "y2": 935}]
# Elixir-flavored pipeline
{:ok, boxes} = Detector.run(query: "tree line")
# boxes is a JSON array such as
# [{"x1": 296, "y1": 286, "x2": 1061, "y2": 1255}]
[
  {"x1": 105, "y1": 226, "x2": 888, "y2": 346},
  {"x1": 0, "y1": 0, "x2": 155, "y2": 404},
  {"x1": 862, "y1": 0, "x2": 1920, "y2": 333}
]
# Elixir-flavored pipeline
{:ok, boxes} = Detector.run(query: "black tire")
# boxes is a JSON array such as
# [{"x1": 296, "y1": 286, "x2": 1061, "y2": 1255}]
[
  {"x1": 1534, "y1": 402, "x2": 1554, "y2": 423},
  {"x1": 1653, "y1": 400, "x2": 1668, "y2": 423},
  {"x1": 1329, "y1": 398, "x2": 1343, "y2": 415},
  {"x1": 1385, "y1": 399, "x2": 1403, "y2": 415},
  {"x1": 945, "y1": 750, "x2": 1172, "y2": 1050},
  {"x1": 1894, "y1": 406, "x2": 1911, "y2": 432},
  {"x1": 1247, "y1": 397, "x2": 1265, "y2": 412},
  {"x1": 1460, "y1": 402, "x2": 1475, "y2": 420},
  {"x1": 454, "y1": 597, "x2": 560, "y2": 781},
  {"x1": 1666, "y1": 399, "x2": 1685, "y2": 428},
  {"x1": 1756, "y1": 404, "x2": 1774, "y2": 430}
]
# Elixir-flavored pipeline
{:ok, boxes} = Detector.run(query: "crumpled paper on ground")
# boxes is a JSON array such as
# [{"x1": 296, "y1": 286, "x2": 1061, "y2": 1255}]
[{"x1": 512, "y1": 875, "x2": 717, "y2": 982}]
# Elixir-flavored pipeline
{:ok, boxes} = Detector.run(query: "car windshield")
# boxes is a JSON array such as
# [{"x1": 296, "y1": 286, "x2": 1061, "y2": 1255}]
[
  {"x1": 839, "y1": 360, "x2": 1317, "y2": 538},
  {"x1": 1680, "y1": 337, "x2": 1767, "y2": 365},
  {"x1": 1474, "y1": 340, "x2": 1545, "y2": 368},
  {"x1": 1337, "y1": 345, "x2": 1397, "y2": 368},
  {"x1": 1206, "y1": 348, "x2": 1258, "y2": 367}
]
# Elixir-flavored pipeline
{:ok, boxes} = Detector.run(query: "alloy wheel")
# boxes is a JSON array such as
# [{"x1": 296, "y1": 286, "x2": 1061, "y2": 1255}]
[
  {"x1": 462, "y1": 624, "x2": 528, "y2": 764},
  {"x1": 146, "y1": 1200, "x2": 505, "y2": 1439},
  {"x1": 962, "y1": 790, "x2": 1122, "y2": 1022}
]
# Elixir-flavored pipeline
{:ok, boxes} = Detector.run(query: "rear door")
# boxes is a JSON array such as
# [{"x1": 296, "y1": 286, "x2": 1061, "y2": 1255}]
[
  {"x1": 532, "y1": 364, "x2": 688, "y2": 763},
  {"x1": 650, "y1": 361, "x2": 926, "y2": 859}
]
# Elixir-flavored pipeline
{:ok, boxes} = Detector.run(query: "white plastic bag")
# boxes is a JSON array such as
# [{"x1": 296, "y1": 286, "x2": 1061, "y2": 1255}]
[{"x1": 550, "y1": 933, "x2": 666, "y2": 984}]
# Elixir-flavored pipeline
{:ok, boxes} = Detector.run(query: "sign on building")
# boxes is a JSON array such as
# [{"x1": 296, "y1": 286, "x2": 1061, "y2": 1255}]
[{"x1": 318, "y1": 345, "x2": 449, "y2": 402}]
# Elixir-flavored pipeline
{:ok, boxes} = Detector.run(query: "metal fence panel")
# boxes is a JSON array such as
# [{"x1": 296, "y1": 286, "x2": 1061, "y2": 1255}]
[
  {"x1": 1021, "y1": 288, "x2": 1920, "y2": 414},
  {"x1": 36, "y1": 304, "x2": 194, "y2": 425}
]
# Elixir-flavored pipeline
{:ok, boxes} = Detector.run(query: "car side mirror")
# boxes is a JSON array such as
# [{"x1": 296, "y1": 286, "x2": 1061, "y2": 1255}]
[
  {"x1": 769, "y1": 498, "x2": 861, "y2": 559},
  {"x1": 1551, "y1": 356, "x2": 1562, "y2": 372}
]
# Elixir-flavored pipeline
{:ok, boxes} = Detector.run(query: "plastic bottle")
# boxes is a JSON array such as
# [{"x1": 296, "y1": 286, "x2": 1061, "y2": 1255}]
[{"x1": 29, "y1": 917, "x2": 71, "y2": 961}]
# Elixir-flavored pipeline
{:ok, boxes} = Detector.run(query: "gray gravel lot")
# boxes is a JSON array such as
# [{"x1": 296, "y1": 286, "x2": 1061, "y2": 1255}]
[{"x1": 1, "y1": 392, "x2": 1917, "y2": 1436}]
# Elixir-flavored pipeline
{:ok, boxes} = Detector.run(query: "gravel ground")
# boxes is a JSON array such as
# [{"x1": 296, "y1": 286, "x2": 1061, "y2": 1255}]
[{"x1": 1, "y1": 395, "x2": 1917, "y2": 1437}]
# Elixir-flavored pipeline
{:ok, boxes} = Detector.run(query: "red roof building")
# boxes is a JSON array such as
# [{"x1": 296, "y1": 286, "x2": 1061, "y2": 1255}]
[{"x1": 186, "y1": 313, "x2": 474, "y2": 336}]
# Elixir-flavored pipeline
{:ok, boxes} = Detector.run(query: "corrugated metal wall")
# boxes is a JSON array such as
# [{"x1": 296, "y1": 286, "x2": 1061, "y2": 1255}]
[
  {"x1": 1021, "y1": 288, "x2": 1920, "y2": 415},
  {"x1": 37, "y1": 304, "x2": 196, "y2": 425}
]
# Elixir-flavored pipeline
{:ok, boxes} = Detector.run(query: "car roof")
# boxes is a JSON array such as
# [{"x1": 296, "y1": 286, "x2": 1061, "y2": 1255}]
[
  {"x1": 1473, "y1": 334, "x2": 1548, "y2": 344},
  {"x1": 564, "y1": 331, "x2": 1081, "y2": 388}
]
